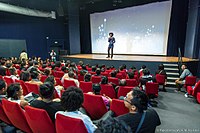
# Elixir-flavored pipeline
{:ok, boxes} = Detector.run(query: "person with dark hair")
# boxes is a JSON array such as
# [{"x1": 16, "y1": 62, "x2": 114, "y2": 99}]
[
  {"x1": 139, "y1": 65, "x2": 146, "y2": 73},
  {"x1": 30, "y1": 82, "x2": 64, "y2": 122},
  {"x1": 0, "y1": 66, "x2": 6, "y2": 76},
  {"x1": 175, "y1": 64, "x2": 192, "y2": 92},
  {"x1": 127, "y1": 71, "x2": 134, "y2": 79},
  {"x1": 9, "y1": 67, "x2": 19, "y2": 81},
  {"x1": 7, "y1": 83, "x2": 29, "y2": 108},
  {"x1": 84, "y1": 73, "x2": 92, "y2": 82},
  {"x1": 95, "y1": 116, "x2": 132, "y2": 133},
  {"x1": 101, "y1": 76, "x2": 108, "y2": 84},
  {"x1": 95, "y1": 68, "x2": 101, "y2": 76},
  {"x1": 28, "y1": 71, "x2": 43, "y2": 85},
  {"x1": 44, "y1": 75, "x2": 64, "y2": 97},
  {"x1": 155, "y1": 64, "x2": 167, "y2": 78},
  {"x1": 20, "y1": 71, "x2": 30, "y2": 82},
  {"x1": 61, "y1": 71, "x2": 79, "y2": 87},
  {"x1": 56, "y1": 86, "x2": 97, "y2": 133},
  {"x1": 110, "y1": 70, "x2": 117, "y2": 78},
  {"x1": 117, "y1": 88, "x2": 161, "y2": 133},
  {"x1": 139, "y1": 68, "x2": 155, "y2": 90},
  {"x1": 88, "y1": 84, "x2": 111, "y2": 107},
  {"x1": 106, "y1": 32, "x2": 116, "y2": 59},
  {"x1": 92, "y1": 66, "x2": 97, "y2": 72},
  {"x1": 0, "y1": 79, "x2": 7, "y2": 101},
  {"x1": 43, "y1": 68, "x2": 51, "y2": 76}
]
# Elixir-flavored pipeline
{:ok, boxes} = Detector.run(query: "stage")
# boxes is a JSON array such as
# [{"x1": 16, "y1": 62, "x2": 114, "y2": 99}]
[
  {"x1": 61, "y1": 54, "x2": 198, "y2": 62},
  {"x1": 60, "y1": 54, "x2": 199, "y2": 74}
]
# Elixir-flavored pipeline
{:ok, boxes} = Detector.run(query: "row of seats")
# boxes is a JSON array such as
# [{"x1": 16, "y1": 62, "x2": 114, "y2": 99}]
[{"x1": 0, "y1": 97, "x2": 128, "y2": 133}]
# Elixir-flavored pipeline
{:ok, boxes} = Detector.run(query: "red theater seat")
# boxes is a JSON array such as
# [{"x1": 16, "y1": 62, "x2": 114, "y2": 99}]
[
  {"x1": 2, "y1": 99, "x2": 32, "y2": 133},
  {"x1": 110, "y1": 99, "x2": 129, "y2": 116},
  {"x1": 56, "y1": 114, "x2": 88, "y2": 133},
  {"x1": 83, "y1": 93, "x2": 108, "y2": 120},
  {"x1": 25, "y1": 106, "x2": 56, "y2": 133}
]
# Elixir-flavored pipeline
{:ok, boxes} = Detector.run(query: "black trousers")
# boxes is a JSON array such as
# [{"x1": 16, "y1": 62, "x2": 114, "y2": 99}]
[{"x1": 108, "y1": 47, "x2": 113, "y2": 58}]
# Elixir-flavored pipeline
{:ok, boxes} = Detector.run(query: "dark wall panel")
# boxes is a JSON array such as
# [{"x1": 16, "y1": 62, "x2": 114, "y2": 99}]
[{"x1": 0, "y1": 12, "x2": 68, "y2": 59}]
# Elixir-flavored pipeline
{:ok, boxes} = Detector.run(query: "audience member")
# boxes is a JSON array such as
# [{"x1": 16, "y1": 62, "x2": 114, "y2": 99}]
[
  {"x1": 19, "y1": 71, "x2": 30, "y2": 82},
  {"x1": 117, "y1": 87, "x2": 161, "y2": 133},
  {"x1": 7, "y1": 83, "x2": 29, "y2": 108},
  {"x1": 9, "y1": 67, "x2": 19, "y2": 81},
  {"x1": 0, "y1": 79, "x2": 7, "y2": 101},
  {"x1": 61, "y1": 71, "x2": 79, "y2": 87},
  {"x1": 56, "y1": 86, "x2": 97, "y2": 133},
  {"x1": 175, "y1": 64, "x2": 192, "y2": 92},
  {"x1": 84, "y1": 73, "x2": 92, "y2": 82},
  {"x1": 28, "y1": 71, "x2": 43, "y2": 85},
  {"x1": 30, "y1": 82, "x2": 64, "y2": 122}
]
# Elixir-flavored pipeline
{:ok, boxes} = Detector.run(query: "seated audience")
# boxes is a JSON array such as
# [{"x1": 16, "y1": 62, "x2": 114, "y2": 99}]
[
  {"x1": 9, "y1": 67, "x2": 19, "y2": 81},
  {"x1": 94, "y1": 68, "x2": 101, "y2": 76},
  {"x1": 44, "y1": 76, "x2": 64, "y2": 97},
  {"x1": 84, "y1": 73, "x2": 92, "y2": 82},
  {"x1": 20, "y1": 71, "x2": 30, "y2": 82},
  {"x1": 175, "y1": 64, "x2": 192, "y2": 92},
  {"x1": 28, "y1": 71, "x2": 43, "y2": 85},
  {"x1": 139, "y1": 68, "x2": 155, "y2": 90},
  {"x1": 7, "y1": 83, "x2": 29, "y2": 108},
  {"x1": 95, "y1": 116, "x2": 132, "y2": 133},
  {"x1": 117, "y1": 87, "x2": 161, "y2": 133},
  {"x1": 30, "y1": 82, "x2": 64, "y2": 122},
  {"x1": 88, "y1": 84, "x2": 112, "y2": 108},
  {"x1": 61, "y1": 71, "x2": 79, "y2": 87},
  {"x1": 0, "y1": 79, "x2": 7, "y2": 101},
  {"x1": 139, "y1": 65, "x2": 146, "y2": 73},
  {"x1": 56, "y1": 86, "x2": 97, "y2": 133}
]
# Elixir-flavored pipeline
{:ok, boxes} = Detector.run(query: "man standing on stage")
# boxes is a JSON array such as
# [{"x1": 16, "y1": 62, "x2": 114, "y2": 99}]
[
  {"x1": 50, "y1": 50, "x2": 56, "y2": 62},
  {"x1": 106, "y1": 32, "x2": 115, "y2": 59}
]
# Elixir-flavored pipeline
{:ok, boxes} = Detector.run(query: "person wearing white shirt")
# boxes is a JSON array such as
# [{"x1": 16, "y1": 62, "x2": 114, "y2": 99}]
[{"x1": 55, "y1": 86, "x2": 97, "y2": 133}]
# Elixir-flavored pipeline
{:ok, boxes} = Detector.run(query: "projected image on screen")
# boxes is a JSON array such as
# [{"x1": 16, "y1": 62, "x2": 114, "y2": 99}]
[{"x1": 90, "y1": 1, "x2": 172, "y2": 55}]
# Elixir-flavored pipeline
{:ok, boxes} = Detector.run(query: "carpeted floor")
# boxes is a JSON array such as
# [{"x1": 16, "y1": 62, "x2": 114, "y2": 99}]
[{"x1": 154, "y1": 87, "x2": 200, "y2": 133}]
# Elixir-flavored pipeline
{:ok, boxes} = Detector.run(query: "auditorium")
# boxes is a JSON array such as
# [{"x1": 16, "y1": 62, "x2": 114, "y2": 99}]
[{"x1": 0, "y1": 0, "x2": 200, "y2": 132}]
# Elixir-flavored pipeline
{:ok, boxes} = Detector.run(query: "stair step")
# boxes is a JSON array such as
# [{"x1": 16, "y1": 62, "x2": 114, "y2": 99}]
[
  {"x1": 166, "y1": 72, "x2": 179, "y2": 76},
  {"x1": 164, "y1": 68, "x2": 178, "y2": 71},
  {"x1": 167, "y1": 77, "x2": 178, "y2": 80},
  {"x1": 166, "y1": 82, "x2": 176, "y2": 85},
  {"x1": 163, "y1": 64, "x2": 178, "y2": 67}
]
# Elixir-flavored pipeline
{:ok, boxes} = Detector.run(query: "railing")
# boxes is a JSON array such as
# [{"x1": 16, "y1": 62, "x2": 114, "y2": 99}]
[{"x1": 178, "y1": 47, "x2": 183, "y2": 74}]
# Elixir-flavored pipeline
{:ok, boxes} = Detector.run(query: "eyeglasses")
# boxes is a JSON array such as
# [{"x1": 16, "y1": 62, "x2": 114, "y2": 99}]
[{"x1": 124, "y1": 96, "x2": 133, "y2": 105}]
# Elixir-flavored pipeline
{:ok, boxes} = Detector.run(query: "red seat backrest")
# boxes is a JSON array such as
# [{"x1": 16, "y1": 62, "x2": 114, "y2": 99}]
[
  {"x1": 108, "y1": 77, "x2": 119, "y2": 86},
  {"x1": 15, "y1": 79, "x2": 29, "y2": 95},
  {"x1": 185, "y1": 76, "x2": 197, "y2": 86},
  {"x1": 126, "y1": 79, "x2": 138, "y2": 87},
  {"x1": 100, "y1": 84, "x2": 116, "y2": 99},
  {"x1": 79, "y1": 81, "x2": 93, "y2": 93},
  {"x1": 63, "y1": 79, "x2": 77, "y2": 89},
  {"x1": 25, "y1": 106, "x2": 56, "y2": 133},
  {"x1": 55, "y1": 77, "x2": 63, "y2": 86},
  {"x1": 40, "y1": 75, "x2": 48, "y2": 83},
  {"x1": 145, "y1": 82, "x2": 159, "y2": 96},
  {"x1": 91, "y1": 76, "x2": 101, "y2": 84},
  {"x1": 25, "y1": 82, "x2": 40, "y2": 94},
  {"x1": 155, "y1": 74, "x2": 166, "y2": 84},
  {"x1": 2, "y1": 99, "x2": 32, "y2": 133},
  {"x1": 110, "y1": 99, "x2": 129, "y2": 116},
  {"x1": 0, "y1": 103, "x2": 12, "y2": 124},
  {"x1": 192, "y1": 81, "x2": 200, "y2": 98},
  {"x1": 3, "y1": 76, "x2": 14, "y2": 86},
  {"x1": 116, "y1": 73, "x2": 123, "y2": 79},
  {"x1": 54, "y1": 71, "x2": 64, "y2": 78},
  {"x1": 83, "y1": 93, "x2": 108, "y2": 120},
  {"x1": 78, "y1": 74, "x2": 84, "y2": 82},
  {"x1": 117, "y1": 86, "x2": 133, "y2": 98},
  {"x1": 56, "y1": 114, "x2": 88, "y2": 133}
]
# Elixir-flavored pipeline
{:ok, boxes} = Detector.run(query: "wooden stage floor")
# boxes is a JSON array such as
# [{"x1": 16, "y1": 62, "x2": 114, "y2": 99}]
[{"x1": 61, "y1": 54, "x2": 198, "y2": 62}]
